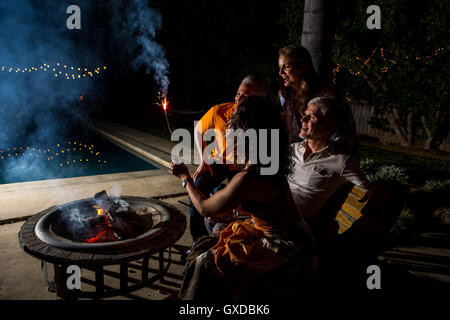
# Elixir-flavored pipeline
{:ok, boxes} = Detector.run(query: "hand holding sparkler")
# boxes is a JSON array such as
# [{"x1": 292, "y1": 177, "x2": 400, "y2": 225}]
[
  {"x1": 156, "y1": 93, "x2": 183, "y2": 164},
  {"x1": 169, "y1": 161, "x2": 190, "y2": 181}
]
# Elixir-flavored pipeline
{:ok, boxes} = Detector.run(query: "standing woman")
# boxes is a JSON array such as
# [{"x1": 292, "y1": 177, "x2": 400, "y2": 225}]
[{"x1": 278, "y1": 45, "x2": 359, "y2": 157}]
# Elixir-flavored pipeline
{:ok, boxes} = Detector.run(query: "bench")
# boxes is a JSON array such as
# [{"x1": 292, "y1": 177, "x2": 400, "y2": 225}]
[{"x1": 297, "y1": 182, "x2": 405, "y2": 295}]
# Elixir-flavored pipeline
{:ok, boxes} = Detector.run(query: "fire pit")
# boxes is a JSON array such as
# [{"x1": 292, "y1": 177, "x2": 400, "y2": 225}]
[{"x1": 19, "y1": 191, "x2": 186, "y2": 299}]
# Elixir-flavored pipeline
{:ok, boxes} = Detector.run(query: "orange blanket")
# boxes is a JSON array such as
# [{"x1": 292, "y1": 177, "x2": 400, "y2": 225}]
[{"x1": 212, "y1": 219, "x2": 284, "y2": 276}]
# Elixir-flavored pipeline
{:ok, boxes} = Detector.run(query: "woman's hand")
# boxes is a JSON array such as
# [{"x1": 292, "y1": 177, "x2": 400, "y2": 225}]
[
  {"x1": 169, "y1": 162, "x2": 191, "y2": 181},
  {"x1": 205, "y1": 210, "x2": 234, "y2": 223},
  {"x1": 193, "y1": 161, "x2": 213, "y2": 181}
]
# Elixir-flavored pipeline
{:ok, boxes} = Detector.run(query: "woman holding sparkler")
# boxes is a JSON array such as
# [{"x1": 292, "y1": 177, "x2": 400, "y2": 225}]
[{"x1": 169, "y1": 96, "x2": 315, "y2": 300}]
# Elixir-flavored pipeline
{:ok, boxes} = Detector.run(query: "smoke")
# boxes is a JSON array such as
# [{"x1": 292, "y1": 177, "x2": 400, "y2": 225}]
[
  {"x1": 109, "y1": 0, "x2": 169, "y2": 96},
  {"x1": 108, "y1": 184, "x2": 122, "y2": 198},
  {"x1": 61, "y1": 207, "x2": 86, "y2": 240},
  {"x1": 58, "y1": 205, "x2": 93, "y2": 241},
  {"x1": 0, "y1": 0, "x2": 103, "y2": 183}
]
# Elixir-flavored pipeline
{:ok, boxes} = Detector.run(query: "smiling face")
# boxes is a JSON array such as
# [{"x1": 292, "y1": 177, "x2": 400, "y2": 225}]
[
  {"x1": 278, "y1": 55, "x2": 308, "y2": 89},
  {"x1": 299, "y1": 103, "x2": 333, "y2": 141},
  {"x1": 278, "y1": 55, "x2": 295, "y2": 87}
]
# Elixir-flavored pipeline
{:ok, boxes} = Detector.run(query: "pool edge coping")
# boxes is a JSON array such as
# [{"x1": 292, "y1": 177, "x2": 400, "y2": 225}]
[{"x1": 93, "y1": 127, "x2": 172, "y2": 169}]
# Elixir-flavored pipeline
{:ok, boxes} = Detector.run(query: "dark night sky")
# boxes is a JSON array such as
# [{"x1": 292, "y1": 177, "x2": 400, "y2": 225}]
[
  {"x1": 0, "y1": 0, "x2": 287, "y2": 145},
  {"x1": 99, "y1": 0, "x2": 284, "y2": 126}
]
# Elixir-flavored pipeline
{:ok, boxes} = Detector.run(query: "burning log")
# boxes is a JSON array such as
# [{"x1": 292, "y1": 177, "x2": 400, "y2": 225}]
[
  {"x1": 94, "y1": 190, "x2": 120, "y2": 213},
  {"x1": 84, "y1": 191, "x2": 148, "y2": 243},
  {"x1": 83, "y1": 214, "x2": 106, "y2": 227}
]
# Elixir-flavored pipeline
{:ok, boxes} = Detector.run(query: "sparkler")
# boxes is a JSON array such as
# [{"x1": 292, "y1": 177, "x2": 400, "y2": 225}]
[
  {"x1": 162, "y1": 96, "x2": 173, "y2": 135},
  {"x1": 156, "y1": 93, "x2": 181, "y2": 164},
  {"x1": 161, "y1": 96, "x2": 184, "y2": 164}
]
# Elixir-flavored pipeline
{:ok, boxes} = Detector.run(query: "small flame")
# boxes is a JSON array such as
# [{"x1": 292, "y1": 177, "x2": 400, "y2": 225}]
[{"x1": 93, "y1": 205, "x2": 104, "y2": 216}]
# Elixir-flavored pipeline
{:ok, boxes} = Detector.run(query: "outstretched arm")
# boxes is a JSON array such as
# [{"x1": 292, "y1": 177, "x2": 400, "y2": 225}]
[{"x1": 170, "y1": 162, "x2": 250, "y2": 217}]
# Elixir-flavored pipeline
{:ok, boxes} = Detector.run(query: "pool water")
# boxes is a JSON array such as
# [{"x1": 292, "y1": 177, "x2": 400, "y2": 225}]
[{"x1": 0, "y1": 133, "x2": 158, "y2": 184}]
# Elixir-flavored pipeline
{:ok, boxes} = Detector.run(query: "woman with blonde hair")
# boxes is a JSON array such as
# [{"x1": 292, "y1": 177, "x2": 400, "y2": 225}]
[{"x1": 278, "y1": 45, "x2": 358, "y2": 157}]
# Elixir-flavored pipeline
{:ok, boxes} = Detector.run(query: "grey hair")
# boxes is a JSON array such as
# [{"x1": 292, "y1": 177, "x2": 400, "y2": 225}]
[
  {"x1": 307, "y1": 97, "x2": 337, "y2": 118},
  {"x1": 307, "y1": 97, "x2": 339, "y2": 129},
  {"x1": 241, "y1": 74, "x2": 269, "y2": 97}
]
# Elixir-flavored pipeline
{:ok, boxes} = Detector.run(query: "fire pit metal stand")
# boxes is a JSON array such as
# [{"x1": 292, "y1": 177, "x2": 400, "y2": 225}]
[{"x1": 39, "y1": 248, "x2": 171, "y2": 299}]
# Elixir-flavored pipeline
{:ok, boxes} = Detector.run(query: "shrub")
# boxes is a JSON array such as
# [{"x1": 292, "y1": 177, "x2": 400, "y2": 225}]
[
  {"x1": 423, "y1": 179, "x2": 450, "y2": 192},
  {"x1": 366, "y1": 165, "x2": 409, "y2": 185}
]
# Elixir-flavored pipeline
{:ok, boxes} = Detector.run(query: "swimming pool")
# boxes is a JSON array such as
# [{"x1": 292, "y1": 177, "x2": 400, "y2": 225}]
[{"x1": 0, "y1": 133, "x2": 158, "y2": 184}]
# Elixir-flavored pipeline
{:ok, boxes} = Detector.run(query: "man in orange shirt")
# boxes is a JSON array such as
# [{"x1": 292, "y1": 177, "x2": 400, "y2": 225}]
[{"x1": 188, "y1": 75, "x2": 268, "y2": 241}]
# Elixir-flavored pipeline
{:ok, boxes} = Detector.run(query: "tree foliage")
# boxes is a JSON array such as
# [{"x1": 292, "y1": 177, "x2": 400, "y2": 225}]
[
  {"x1": 279, "y1": 0, "x2": 449, "y2": 149},
  {"x1": 331, "y1": 0, "x2": 449, "y2": 149},
  {"x1": 278, "y1": 0, "x2": 304, "y2": 47}
]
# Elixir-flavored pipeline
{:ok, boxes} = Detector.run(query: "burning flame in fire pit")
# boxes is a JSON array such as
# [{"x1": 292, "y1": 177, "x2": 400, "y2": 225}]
[
  {"x1": 85, "y1": 205, "x2": 119, "y2": 243},
  {"x1": 85, "y1": 230, "x2": 113, "y2": 243},
  {"x1": 94, "y1": 205, "x2": 105, "y2": 217}
]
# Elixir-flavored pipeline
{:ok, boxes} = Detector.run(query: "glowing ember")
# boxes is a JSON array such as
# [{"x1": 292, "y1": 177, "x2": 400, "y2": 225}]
[{"x1": 85, "y1": 230, "x2": 118, "y2": 243}]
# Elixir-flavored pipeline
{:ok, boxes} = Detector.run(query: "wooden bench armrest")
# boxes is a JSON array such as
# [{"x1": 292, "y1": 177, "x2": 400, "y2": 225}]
[{"x1": 313, "y1": 183, "x2": 392, "y2": 249}]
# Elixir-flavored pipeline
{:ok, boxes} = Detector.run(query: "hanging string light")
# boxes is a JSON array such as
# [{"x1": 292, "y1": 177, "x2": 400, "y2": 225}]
[
  {"x1": 0, "y1": 63, "x2": 108, "y2": 80},
  {"x1": 0, "y1": 141, "x2": 107, "y2": 167},
  {"x1": 333, "y1": 47, "x2": 446, "y2": 84}
]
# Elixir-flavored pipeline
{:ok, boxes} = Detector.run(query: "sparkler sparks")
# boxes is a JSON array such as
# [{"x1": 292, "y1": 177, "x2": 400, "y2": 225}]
[{"x1": 162, "y1": 96, "x2": 173, "y2": 134}]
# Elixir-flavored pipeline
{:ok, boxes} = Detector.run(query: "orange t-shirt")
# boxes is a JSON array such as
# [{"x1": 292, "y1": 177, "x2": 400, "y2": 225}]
[{"x1": 196, "y1": 102, "x2": 236, "y2": 164}]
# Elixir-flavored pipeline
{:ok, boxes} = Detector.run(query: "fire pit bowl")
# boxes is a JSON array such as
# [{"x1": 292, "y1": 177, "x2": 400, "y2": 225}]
[{"x1": 35, "y1": 196, "x2": 171, "y2": 251}]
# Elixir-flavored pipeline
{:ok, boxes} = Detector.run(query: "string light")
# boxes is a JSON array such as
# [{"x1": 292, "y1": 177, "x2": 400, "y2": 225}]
[
  {"x1": 333, "y1": 47, "x2": 446, "y2": 83},
  {"x1": 0, "y1": 62, "x2": 108, "y2": 80},
  {"x1": 0, "y1": 140, "x2": 107, "y2": 167}
]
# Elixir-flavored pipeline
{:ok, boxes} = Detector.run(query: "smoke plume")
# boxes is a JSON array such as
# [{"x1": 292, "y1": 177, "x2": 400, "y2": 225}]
[
  {"x1": 0, "y1": 0, "x2": 103, "y2": 183},
  {"x1": 108, "y1": 0, "x2": 169, "y2": 96}
]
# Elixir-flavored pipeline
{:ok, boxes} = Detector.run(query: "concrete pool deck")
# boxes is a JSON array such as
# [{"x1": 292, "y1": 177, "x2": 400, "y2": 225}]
[{"x1": 0, "y1": 121, "x2": 197, "y2": 300}]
